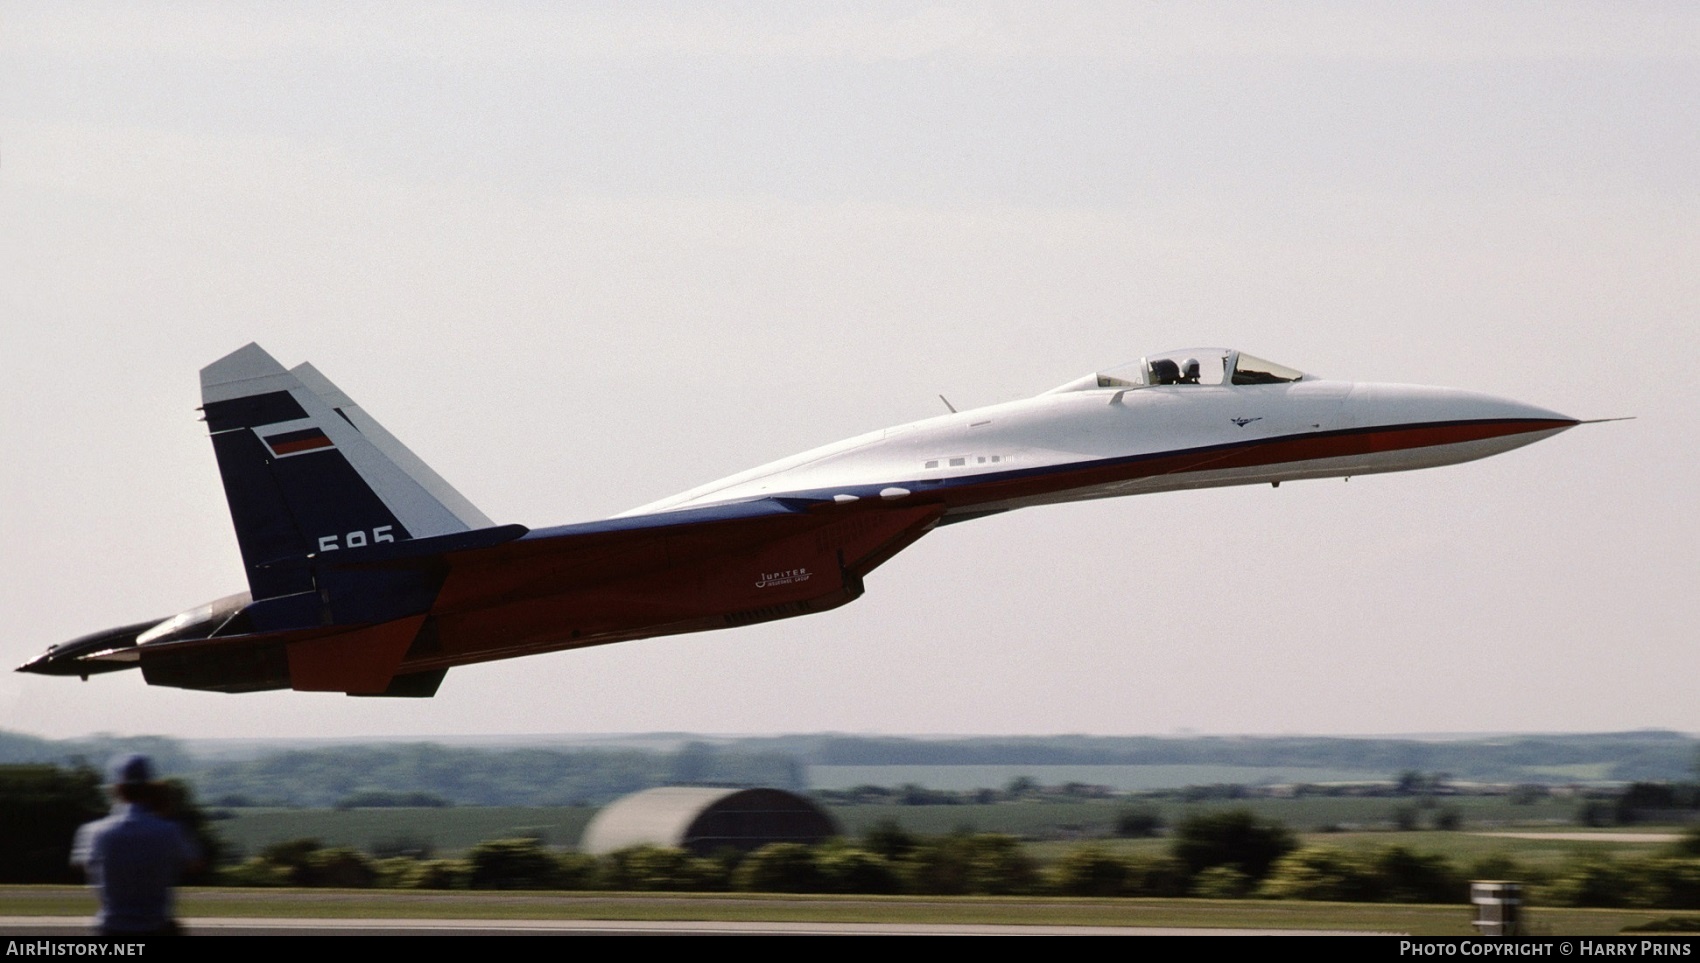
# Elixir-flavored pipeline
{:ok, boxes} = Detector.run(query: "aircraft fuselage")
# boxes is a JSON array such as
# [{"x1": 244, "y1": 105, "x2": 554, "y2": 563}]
[
  {"x1": 626, "y1": 375, "x2": 1573, "y2": 521},
  {"x1": 17, "y1": 346, "x2": 1579, "y2": 695}
]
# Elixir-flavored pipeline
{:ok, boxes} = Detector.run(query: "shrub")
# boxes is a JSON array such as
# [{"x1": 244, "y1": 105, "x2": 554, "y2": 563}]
[
  {"x1": 902, "y1": 835, "x2": 977, "y2": 895},
  {"x1": 555, "y1": 852, "x2": 599, "y2": 890},
  {"x1": 1372, "y1": 846, "x2": 1463, "y2": 903},
  {"x1": 1051, "y1": 846, "x2": 1128, "y2": 897},
  {"x1": 814, "y1": 844, "x2": 900, "y2": 895},
  {"x1": 964, "y1": 834, "x2": 1039, "y2": 895},
  {"x1": 372, "y1": 856, "x2": 420, "y2": 888},
  {"x1": 1546, "y1": 856, "x2": 1641, "y2": 908},
  {"x1": 1258, "y1": 848, "x2": 1379, "y2": 902},
  {"x1": 863, "y1": 820, "x2": 916, "y2": 861},
  {"x1": 0, "y1": 765, "x2": 109, "y2": 884},
  {"x1": 399, "y1": 858, "x2": 472, "y2": 890},
  {"x1": 259, "y1": 838, "x2": 324, "y2": 880},
  {"x1": 298, "y1": 847, "x2": 377, "y2": 887},
  {"x1": 1192, "y1": 865, "x2": 1252, "y2": 899},
  {"x1": 1115, "y1": 805, "x2": 1164, "y2": 838},
  {"x1": 468, "y1": 838, "x2": 560, "y2": 890},
  {"x1": 1170, "y1": 809, "x2": 1296, "y2": 882},
  {"x1": 1671, "y1": 826, "x2": 1700, "y2": 859},
  {"x1": 1123, "y1": 853, "x2": 1190, "y2": 898},
  {"x1": 219, "y1": 856, "x2": 291, "y2": 887},
  {"x1": 601, "y1": 845, "x2": 723, "y2": 892},
  {"x1": 1630, "y1": 858, "x2": 1700, "y2": 910},
  {"x1": 900, "y1": 833, "x2": 1037, "y2": 896},
  {"x1": 733, "y1": 843, "x2": 823, "y2": 893}
]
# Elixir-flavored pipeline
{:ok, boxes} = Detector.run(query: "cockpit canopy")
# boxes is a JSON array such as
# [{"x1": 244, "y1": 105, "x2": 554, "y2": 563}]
[{"x1": 1048, "y1": 348, "x2": 1310, "y2": 394}]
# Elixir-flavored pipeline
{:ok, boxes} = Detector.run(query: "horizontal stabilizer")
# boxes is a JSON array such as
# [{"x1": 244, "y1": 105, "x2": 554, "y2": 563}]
[
  {"x1": 286, "y1": 616, "x2": 425, "y2": 694},
  {"x1": 132, "y1": 617, "x2": 429, "y2": 695}
]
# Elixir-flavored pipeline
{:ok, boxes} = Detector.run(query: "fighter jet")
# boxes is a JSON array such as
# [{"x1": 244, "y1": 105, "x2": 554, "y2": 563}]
[{"x1": 18, "y1": 344, "x2": 1579, "y2": 696}]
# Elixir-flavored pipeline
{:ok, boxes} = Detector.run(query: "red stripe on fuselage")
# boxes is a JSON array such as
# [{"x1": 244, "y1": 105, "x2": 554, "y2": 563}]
[{"x1": 933, "y1": 417, "x2": 1575, "y2": 511}]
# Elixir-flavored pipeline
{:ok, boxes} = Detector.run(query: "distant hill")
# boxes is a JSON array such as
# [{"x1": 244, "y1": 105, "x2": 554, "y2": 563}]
[
  {"x1": 2, "y1": 729, "x2": 1692, "y2": 807},
  {"x1": 804, "y1": 732, "x2": 1700, "y2": 783},
  {"x1": 0, "y1": 730, "x2": 193, "y2": 775}
]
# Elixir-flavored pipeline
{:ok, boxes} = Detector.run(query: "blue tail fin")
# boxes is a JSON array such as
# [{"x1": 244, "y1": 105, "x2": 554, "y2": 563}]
[{"x1": 199, "y1": 343, "x2": 491, "y2": 606}]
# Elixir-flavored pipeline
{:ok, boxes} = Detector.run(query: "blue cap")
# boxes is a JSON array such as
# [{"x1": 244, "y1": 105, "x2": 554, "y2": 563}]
[{"x1": 107, "y1": 753, "x2": 155, "y2": 786}]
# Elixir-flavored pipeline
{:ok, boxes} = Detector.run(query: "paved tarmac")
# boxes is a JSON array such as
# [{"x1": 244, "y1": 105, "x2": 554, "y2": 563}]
[{"x1": 1, "y1": 916, "x2": 1378, "y2": 936}]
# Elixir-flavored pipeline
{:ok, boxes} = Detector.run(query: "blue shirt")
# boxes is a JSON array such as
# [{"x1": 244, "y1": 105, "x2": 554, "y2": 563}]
[{"x1": 71, "y1": 803, "x2": 199, "y2": 934}]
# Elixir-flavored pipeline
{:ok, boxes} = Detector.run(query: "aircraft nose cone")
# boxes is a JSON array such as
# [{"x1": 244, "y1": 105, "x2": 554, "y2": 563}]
[
  {"x1": 16, "y1": 647, "x2": 76, "y2": 676},
  {"x1": 1340, "y1": 383, "x2": 1579, "y2": 469},
  {"x1": 1353, "y1": 383, "x2": 1578, "y2": 429}
]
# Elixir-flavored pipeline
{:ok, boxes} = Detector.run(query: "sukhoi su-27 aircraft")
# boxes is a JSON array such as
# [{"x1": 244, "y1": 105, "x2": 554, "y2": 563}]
[{"x1": 19, "y1": 344, "x2": 1583, "y2": 696}]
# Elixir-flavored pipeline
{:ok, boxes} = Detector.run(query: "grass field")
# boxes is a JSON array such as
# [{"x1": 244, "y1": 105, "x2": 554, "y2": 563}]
[
  {"x1": 212, "y1": 806, "x2": 597, "y2": 857},
  {"x1": 827, "y1": 795, "x2": 1583, "y2": 838},
  {"x1": 809, "y1": 764, "x2": 1390, "y2": 791},
  {"x1": 0, "y1": 886, "x2": 1679, "y2": 936},
  {"x1": 1021, "y1": 830, "x2": 1675, "y2": 873},
  {"x1": 1284, "y1": 830, "x2": 1673, "y2": 872}
]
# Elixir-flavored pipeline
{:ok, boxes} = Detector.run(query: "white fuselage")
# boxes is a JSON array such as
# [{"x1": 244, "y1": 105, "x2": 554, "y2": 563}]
[{"x1": 624, "y1": 376, "x2": 1576, "y2": 521}]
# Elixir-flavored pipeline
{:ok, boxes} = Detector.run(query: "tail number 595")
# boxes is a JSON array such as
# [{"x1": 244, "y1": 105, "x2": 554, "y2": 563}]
[{"x1": 317, "y1": 526, "x2": 395, "y2": 552}]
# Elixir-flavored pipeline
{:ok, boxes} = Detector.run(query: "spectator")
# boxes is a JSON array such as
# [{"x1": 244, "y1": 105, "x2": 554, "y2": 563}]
[{"x1": 70, "y1": 754, "x2": 201, "y2": 937}]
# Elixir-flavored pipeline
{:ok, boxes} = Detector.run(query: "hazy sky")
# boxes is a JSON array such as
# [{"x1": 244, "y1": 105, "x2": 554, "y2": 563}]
[{"x1": 3, "y1": 2, "x2": 1695, "y2": 741}]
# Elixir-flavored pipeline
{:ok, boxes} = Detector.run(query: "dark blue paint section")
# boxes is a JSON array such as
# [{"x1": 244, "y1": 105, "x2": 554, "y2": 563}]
[
  {"x1": 209, "y1": 428, "x2": 316, "y2": 601},
  {"x1": 208, "y1": 401, "x2": 412, "y2": 604},
  {"x1": 267, "y1": 448, "x2": 407, "y2": 550},
  {"x1": 324, "y1": 523, "x2": 529, "y2": 565},
  {"x1": 203, "y1": 391, "x2": 307, "y2": 432},
  {"x1": 140, "y1": 641, "x2": 290, "y2": 693},
  {"x1": 316, "y1": 565, "x2": 441, "y2": 626},
  {"x1": 242, "y1": 592, "x2": 324, "y2": 632},
  {"x1": 265, "y1": 524, "x2": 529, "y2": 629},
  {"x1": 353, "y1": 668, "x2": 447, "y2": 698},
  {"x1": 520, "y1": 497, "x2": 816, "y2": 543}
]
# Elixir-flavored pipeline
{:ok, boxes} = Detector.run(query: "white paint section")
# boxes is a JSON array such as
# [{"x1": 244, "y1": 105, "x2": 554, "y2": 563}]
[
  {"x1": 197, "y1": 344, "x2": 484, "y2": 541},
  {"x1": 622, "y1": 364, "x2": 1574, "y2": 517},
  {"x1": 198, "y1": 342, "x2": 296, "y2": 405},
  {"x1": 281, "y1": 380, "x2": 470, "y2": 539},
  {"x1": 291, "y1": 363, "x2": 495, "y2": 530}
]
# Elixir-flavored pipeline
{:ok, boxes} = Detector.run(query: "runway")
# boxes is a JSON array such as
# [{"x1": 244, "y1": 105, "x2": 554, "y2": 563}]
[{"x1": 0, "y1": 916, "x2": 1376, "y2": 936}]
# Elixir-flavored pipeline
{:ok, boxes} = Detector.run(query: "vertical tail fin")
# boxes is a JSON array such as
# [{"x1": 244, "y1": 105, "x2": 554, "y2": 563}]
[
  {"x1": 199, "y1": 343, "x2": 491, "y2": 603},
  {"x1": 288, "y1": 361, "x2": 494, "y2": 532}
]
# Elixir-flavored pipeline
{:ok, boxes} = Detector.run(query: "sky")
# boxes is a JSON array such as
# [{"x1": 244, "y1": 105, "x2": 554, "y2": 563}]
[{"x1": 2, "y1": 2, "x2": 1695, "y2": 741}]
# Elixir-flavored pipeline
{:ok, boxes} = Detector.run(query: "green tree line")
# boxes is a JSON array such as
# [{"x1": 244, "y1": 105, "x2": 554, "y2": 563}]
[{"x1": 211, "y1": 814, "x2": 1700, "y2": 910}]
